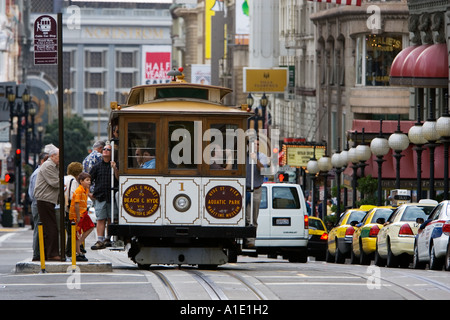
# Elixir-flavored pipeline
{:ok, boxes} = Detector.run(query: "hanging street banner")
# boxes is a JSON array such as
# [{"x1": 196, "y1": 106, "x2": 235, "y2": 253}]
[{"x1": 34, "y1": 15, "x2": 58, "y2": 65}]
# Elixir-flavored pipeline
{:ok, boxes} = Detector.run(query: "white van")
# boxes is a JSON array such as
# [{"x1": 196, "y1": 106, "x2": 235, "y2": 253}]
[{"x1": 233, "y1": 182, "x2": 309, "y2": 263}]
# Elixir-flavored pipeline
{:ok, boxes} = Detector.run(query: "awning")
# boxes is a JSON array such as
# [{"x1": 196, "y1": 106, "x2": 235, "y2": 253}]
[
  {"x1": 390, "y1": 43, "x2": 448, "y2": 88},
  {"x1": 307, "y1": 0, "x2": 362, "y2": 6}
]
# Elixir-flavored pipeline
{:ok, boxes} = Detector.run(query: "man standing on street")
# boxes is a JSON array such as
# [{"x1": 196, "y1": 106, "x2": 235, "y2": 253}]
[
  {"x1": 34, "y1": 145, "x2": 60, "y2": 261},
  {"x1": 28, "y1": 152, "x2": 49, "y2": 261},
  {"x1": 89, "y1": 143, "x2": 118, "y2": 250}
]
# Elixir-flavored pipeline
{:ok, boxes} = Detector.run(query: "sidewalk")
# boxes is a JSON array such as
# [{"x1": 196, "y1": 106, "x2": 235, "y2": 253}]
[{"x1": 14, "y1": 227, "x2": 115, "y2": 274}]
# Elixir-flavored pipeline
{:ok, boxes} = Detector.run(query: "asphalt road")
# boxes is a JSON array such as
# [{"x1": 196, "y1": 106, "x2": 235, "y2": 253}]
[{"x1": 2, "y1": 226, "x2": 450, "y2": 302}]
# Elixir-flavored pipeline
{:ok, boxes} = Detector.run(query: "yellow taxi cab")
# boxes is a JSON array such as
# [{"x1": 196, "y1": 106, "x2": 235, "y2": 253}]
[
  {"x1": 326, "y1": 205, "x2": 375, "y2": 263},
  {"x1": 375, "y1": 200, "x2": 438, "y2": 268},
  {"x1": 350, "y1": 206, "x2": 395, "y2": 265},
  {"x1": 307, "y1": 216, "x2": 328, "y2": 261}
]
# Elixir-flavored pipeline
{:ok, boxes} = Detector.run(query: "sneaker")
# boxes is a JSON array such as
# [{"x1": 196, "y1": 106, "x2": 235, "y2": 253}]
[
  {"x1": 91, "y1": 241, "x2": 106, "y2": 250},
  {"x1": 80, "y1": 244, "x2": 86, "y2": 253},
  {"x1": 103, "y1": 239, "x2": 112, "y2": 247},
  {"x1": 76, "y1": 254, "x2": 88, "y2": 262}
]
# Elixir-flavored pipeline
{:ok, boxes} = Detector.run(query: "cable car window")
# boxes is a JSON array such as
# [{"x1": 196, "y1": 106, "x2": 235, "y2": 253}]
[
  {"x1": 272, "y1": 187, "x2": 300, "y2": 209},
  {"x1": 169, "y1": 121, "x2": 200, "y2": 169},
  {"x1": 127, "y1": 122, "x2": 157, "y2": 169},
  {"x1": 205, "y1": 123, "x2": 239, "y2": 170},
  {"x1": 156, "y1": 87, "x2": 208, "y2": 100}
]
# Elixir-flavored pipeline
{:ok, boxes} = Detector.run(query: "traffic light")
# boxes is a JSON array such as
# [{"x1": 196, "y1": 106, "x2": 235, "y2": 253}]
[
  {"x1": 15, "y1": 149, "x2": 21, "y2": 166},
  {"x1": 278, "y1": 172, "x2": 289, "y2": 182},
  {"x1": 5, "y1": 172, "x2": 14, "y2": 183}
]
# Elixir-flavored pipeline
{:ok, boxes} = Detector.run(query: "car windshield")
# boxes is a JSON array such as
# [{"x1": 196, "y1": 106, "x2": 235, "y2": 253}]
[
  {"x1": 309, "y1": 219, "x2": 325, "y2": 231},
  {"x1": 401, "y1": 206, "x2": 435, "y2": 222},
  {"x1": 370, "y1": 209, "x2": 393, "y2": 224}
]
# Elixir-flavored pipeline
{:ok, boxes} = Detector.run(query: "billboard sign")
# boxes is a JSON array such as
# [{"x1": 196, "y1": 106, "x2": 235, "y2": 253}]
[{"x1": 141, "y1": 45, "x2": 172, "y2": 85}]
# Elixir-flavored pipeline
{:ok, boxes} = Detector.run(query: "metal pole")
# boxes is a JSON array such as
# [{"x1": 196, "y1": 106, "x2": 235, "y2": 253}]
[{"x1": 58, "y1": 12, "x2": 65, "y2": 261}]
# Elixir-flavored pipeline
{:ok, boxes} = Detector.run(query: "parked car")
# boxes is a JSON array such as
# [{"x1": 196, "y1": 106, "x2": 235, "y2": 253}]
[
  {"x1": 413, "y1": 200, "x2": 450, "y2": 270},
  {"x1": 351, "y1": 206, "x2": 394, "y2": 265},
  {"x1": 326, "y1": 205, "x2": 375, "y2": 263},
  {"x1": 308, "y1": 216, "x2": 328, "y2": 261},
  {"x1": 375, "y1": 200, "x2": 438, "y2": 268}
]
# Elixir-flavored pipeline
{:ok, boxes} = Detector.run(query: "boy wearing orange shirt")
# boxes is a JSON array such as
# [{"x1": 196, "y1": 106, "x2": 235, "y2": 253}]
[{"x1": 69, "y1": 172, "x2": 95, "y2": 261}]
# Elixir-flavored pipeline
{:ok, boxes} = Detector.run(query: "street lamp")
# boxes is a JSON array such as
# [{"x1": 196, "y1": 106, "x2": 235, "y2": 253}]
[
  {"x1": 332, "y1": 138, "x2": 347, "y2": 218},
  {"x1": 356, "y1": 128, "x2": 372, "y2": 178},
  {"x1": 307, "y1": 146, "x2": 320, "y2": 216},
  {"x1": 408, "y1": 104, "x2": 428, "y2": 201},
  {"x1": 422, "y1": 98, "x2": 440, "y2": 199},
  {"x1": 436, "y1": 94, "x2": 450, "y2": 200},
  {"x1": 370, "y1": 120, "x2": 390, "y2": 206},
  {"x1": 348, "y1": 133, "x2": 359, "y2": 208},
  {"x1": 318, "y1": 147, "x2": 332, "y2": 220},
  {"x1": 388, "y1": 116, "x2": 410, "y2": 189}
]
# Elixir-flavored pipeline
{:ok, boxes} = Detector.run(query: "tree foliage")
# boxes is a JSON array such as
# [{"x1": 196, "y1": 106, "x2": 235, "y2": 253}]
[{"x1": 42, "y1": 115, "x2": 94, "y2": 171}]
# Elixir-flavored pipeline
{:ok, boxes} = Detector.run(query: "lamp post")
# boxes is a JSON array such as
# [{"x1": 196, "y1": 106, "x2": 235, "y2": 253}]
[
  {"x1": 370, "y1": 120, "x2": 390, "y2": 206},
  {"x1": 408, "y1": 104, "x2": 428, "y2": 201},
  {"x1": 260, "y1": 92, "x2": 268, "y2": 129},
  {"x1": 436, "y1": 94, "x2": 450, "y2": 200},
  {"x1": 307, "y1": 146, "x2": 319, "y2": 216},
  {"x1": 348, "y1": 133, "x2": 359, "y2": 208},
  {"x1": 388, "y1": 116, "x2": 410, "y2": 189},
  {"x1": 356, "y1": 129, "x2": 372, "y2": 200},
  {"x1": 332, "y1": 138, "x2": 347, "y2": 218},
  {"x1": 318, "y1": 146, "x2": 332, "y2": 220},
  {"x1": 422, "y1": 98, "x2": 440, "y2": 199}
]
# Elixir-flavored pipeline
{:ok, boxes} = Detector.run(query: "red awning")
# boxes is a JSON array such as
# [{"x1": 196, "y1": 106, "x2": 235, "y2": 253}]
[{"x1": 390, "y1": 44, "x2": 448, "y2": 88}]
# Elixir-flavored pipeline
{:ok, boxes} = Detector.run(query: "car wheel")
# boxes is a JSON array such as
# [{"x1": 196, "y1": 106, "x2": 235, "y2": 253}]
[
  {"x1": 412, "y1": 244, "x2": 426, "y2": 269},
  {"x1": 359, "y1": 245, "x2": 371, "y2": 266},
  {"x1": 429, "y1": 243, "x2": 444, "y2": 270},
  {"x1": 374, "y1": 248, "x2": 386, "y2": 267},
  {"x1": 386, "y1": 240, "x2": 399, "y2": 268},
  {"x1": 335, "y1": 240, "x2": 346, "y2": 264},
  {"x1": 350, "y1": 248, "x2": 358, "y2": 264},
  {"x1": 325, "y1": 248, "x2": 334, "y2": 263},
  {"x1": 445, "y1": 241, "x2": 450, "y2": 272}
]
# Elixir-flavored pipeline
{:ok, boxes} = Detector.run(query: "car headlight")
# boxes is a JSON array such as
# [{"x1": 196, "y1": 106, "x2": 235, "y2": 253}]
[{"x1": 173, "y1": 194, "x2": 191, "y2": 212}]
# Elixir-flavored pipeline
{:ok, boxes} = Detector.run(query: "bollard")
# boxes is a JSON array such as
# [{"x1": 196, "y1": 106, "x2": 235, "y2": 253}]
[
  {"x1": 38, "y1": 222, "x2": 46, "y2": 273},
  {"x1": 71, "y1": 222, "x2": 76, "y2": 272}
]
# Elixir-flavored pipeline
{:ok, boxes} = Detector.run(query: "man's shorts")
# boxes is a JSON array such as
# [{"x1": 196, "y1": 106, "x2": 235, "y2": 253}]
[{"x1": 94, "y1": 200, "x2": 119, "y2": 221}]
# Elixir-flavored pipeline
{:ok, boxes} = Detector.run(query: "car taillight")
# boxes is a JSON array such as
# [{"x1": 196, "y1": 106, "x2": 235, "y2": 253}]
[
  {"x1": 304, "y1": 215, "x2": 309, "y2": 229},
  {"x1": 443, "y1": 221, "x2": 450, "y2": 236},
  {"x1": 320, "y1": 233, "x2": 328, "y2": 240},
  {"x1": 399, "y1": 223, "x2": 414, "y2": 236},
  {"x1": 345, "y1": 226, "x2": 355, "y2": 236},
  {"x1": 369, "y1": 225, "x2": 380, "y2": 237}
]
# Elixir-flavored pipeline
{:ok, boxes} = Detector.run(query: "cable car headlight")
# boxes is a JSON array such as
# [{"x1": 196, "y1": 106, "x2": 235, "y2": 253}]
[{"x1": 173, "y1": 194, "x2": 191, "y2": 212}]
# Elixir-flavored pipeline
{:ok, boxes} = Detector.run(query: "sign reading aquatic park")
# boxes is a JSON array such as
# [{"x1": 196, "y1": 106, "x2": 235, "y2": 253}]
[{"x1": 34, "y1": 15, "x2": 58, "y2": 65}]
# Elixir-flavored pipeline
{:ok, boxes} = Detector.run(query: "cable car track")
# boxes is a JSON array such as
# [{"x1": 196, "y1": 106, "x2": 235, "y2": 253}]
[{"x1": 149, "y1": 268, "x2": 270, "y2": 300}]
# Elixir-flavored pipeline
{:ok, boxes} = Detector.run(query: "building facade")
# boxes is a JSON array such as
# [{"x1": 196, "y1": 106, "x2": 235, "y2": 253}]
[
  {"x1": 27, "y1": 1, "x2": 172, "y2": 140},
  {"x1": 310, "y1": 0, "x2": 410, "y2": 151}
]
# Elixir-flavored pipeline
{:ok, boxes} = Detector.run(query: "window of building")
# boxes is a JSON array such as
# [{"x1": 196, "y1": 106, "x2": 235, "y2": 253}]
[{"x1": 356, "y1": 34, "x2": 402, "y2": 86}]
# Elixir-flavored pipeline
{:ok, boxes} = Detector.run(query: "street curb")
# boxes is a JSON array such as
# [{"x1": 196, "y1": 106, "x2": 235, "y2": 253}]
[{"x1": 15, "y1": 258, "x2": 113, "y2": 273}]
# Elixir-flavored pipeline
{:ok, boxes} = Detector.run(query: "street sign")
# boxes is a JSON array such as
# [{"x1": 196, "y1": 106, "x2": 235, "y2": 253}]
[{"x1": 34, "y1": 15, "x2": 58, "y2": 65}]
